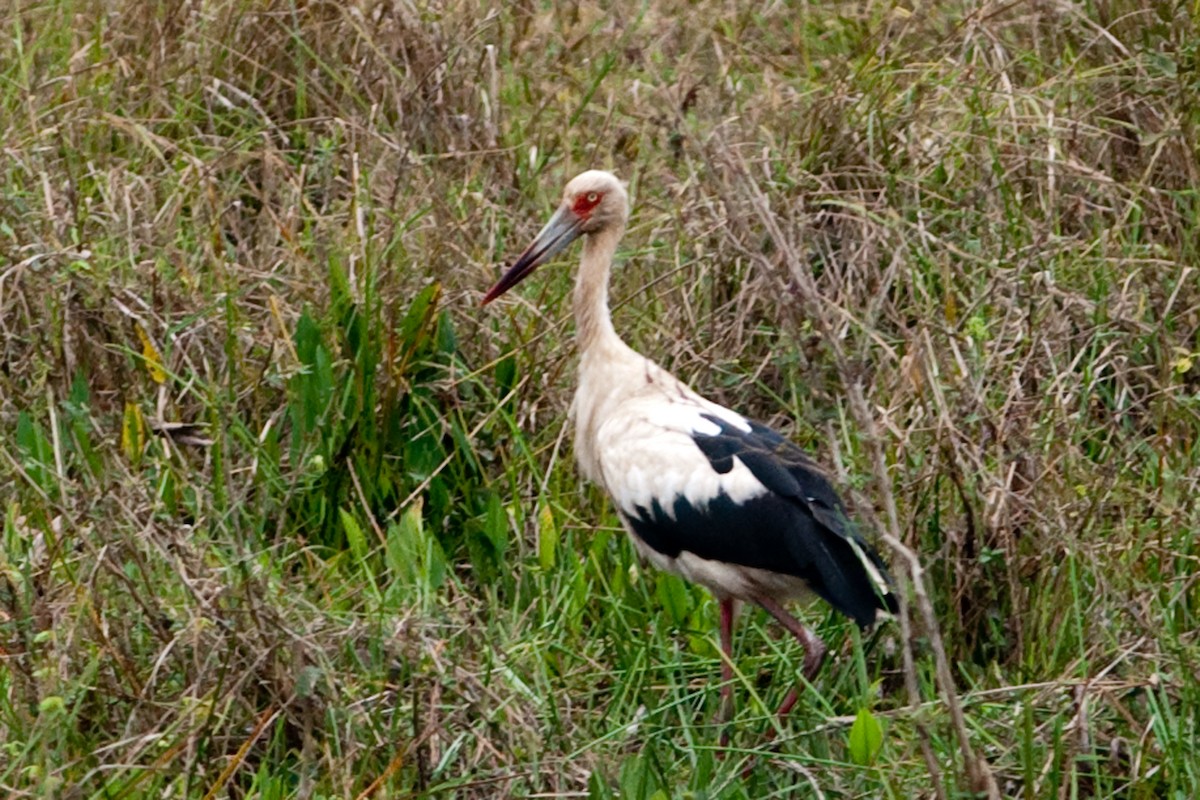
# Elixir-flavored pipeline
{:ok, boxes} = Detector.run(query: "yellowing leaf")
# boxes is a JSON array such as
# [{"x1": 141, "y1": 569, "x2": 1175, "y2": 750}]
[
  {"x1": 136, "y1": 324, "x2": 166, "y2": 384},
  {"x1": 537, "y1": 503, "x2": 557, "y2": 571},
  {"x1": 943, "y1": 289, "x2": 957, "y2": 324},
  {"x1": 121, "y1": 402, "x2": 145, "y2": 464},
  {"x1": 1172, "y1": 348, "x2": 1195, "y2": 376}
]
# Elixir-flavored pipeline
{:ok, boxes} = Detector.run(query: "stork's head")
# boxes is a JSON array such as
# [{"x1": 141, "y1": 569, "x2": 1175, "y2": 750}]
[{"x1": 481, "y1": 170, "x2": 628, "y2": 305}]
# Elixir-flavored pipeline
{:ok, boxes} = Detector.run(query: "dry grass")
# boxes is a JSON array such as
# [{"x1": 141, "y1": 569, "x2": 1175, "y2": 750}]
[{"x1": 2, "y1": 0, "x2": 1199, "y2": 797}]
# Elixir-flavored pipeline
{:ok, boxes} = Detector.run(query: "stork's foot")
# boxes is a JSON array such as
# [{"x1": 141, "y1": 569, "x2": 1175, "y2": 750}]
[
  {"x1": 727, "y1": 597, "x2": 829, "y2": 773},
  {"x1": 752, "y1": 595, "x2": 828, "y2": 754},
  {"x1": 738, "y1": 684, "x2": 808, "y2": 779}
]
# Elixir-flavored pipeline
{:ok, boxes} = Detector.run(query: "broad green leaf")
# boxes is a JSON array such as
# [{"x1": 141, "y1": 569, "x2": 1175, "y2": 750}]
[
  {"x1": 434, "y1": 309, "x2": 456, "y2": 355},
  {"x1": 339, "y1": 507, "x2": 367, "y2": 560},
  {"x1": 848, "y1": 706, "x2": 884, "y2": 765},
  {"x1": 386, "y1": 504, "x2": 418, "y2": 583},
  {"x1": 618, "y1": 751, "x2": 661, "y2": 799},
  {"x1": 655, "y1": 574, "x2": 692, "y2": 626},
  {"x1": 385, "y1": 500, "x2": 446, "y2": 611},
  {"x1": 398, "y1": 282, "x2": 441, "y2": 354},
  {"x1": 67, "y1": 372, "x2": 101, "y2": 477},
  {"x1": 291, "y1": 309, "x2": 335, "y2": 444},
  {"x1": 16, "y1": 412, "x2": 54, "y2": 491},
  {"x1": 466, "y1": 492, "x2": 509, "y2": 581},
  {"x1": 38, "y1": 696, "x2": 66, "y2": 715}
]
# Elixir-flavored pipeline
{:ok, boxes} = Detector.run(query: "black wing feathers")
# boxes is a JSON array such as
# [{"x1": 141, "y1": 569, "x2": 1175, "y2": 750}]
[{"x1": 625, "y1": 413, "x2": 895, "y2": 627}]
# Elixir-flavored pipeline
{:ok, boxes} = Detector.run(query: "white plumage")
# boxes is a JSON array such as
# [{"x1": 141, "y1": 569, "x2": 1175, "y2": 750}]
[{"x1": 483, "y1": 170, "x2": 894, "y2": 740}]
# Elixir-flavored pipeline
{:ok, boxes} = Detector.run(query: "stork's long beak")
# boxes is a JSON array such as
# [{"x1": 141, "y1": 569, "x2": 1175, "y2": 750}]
[{"x1": 481, "y1": 204, "x2": 584, "y2": 305}]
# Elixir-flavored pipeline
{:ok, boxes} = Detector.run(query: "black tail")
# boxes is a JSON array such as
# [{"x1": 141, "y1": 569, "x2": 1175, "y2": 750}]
[{"x1": 788, "y1": 529, "x2": 897, "y2": 628}]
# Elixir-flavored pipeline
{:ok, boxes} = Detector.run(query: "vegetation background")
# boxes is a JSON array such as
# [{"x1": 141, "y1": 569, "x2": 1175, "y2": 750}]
[{"x1": 2, "y1": 0, "x2": 1198, "y2": 797}]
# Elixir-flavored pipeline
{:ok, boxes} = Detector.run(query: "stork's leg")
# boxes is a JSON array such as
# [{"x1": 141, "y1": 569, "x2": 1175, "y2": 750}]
[
  {"x1": 756, "y1": 596, "x2": 826, "y2": 721},
  {"x1": 735, "y1": 598, "x2": 827, "y2": 777},
  {"x1": 717, "y1": 596, "x2": 736, "y2": 748}
]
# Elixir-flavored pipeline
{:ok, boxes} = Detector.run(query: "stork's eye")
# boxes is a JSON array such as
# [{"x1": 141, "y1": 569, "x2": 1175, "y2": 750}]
[{"x1": 586, "y1": 192, "x2": 599, "y2": 203}]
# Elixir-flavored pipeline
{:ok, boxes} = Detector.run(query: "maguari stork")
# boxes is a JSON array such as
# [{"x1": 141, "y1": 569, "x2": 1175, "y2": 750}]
[{"x1": 482, "y1": 170, "x2": 896, "y2": 736}]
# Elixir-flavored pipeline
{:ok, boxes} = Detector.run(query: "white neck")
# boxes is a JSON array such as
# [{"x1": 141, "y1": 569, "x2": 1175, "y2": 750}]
[{"x1": 572, "y1": 223, "x2": 626, "y2": 355}]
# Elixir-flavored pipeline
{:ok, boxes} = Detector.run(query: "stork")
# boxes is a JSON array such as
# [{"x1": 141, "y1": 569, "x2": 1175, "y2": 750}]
[{"x1": 482, "y1": 170, "x2": 896, "y2": 738}]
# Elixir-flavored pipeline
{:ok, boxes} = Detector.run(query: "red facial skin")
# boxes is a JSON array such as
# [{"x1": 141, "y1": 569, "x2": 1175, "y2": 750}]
[{"x1": 572, "y1": 192, "x2": 603, "y2": 218}]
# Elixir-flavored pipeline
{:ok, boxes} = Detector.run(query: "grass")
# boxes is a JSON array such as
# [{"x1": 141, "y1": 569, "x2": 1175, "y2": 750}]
[{"x1": 2, "y1": 0, "x2": 1199, "y2": 797}]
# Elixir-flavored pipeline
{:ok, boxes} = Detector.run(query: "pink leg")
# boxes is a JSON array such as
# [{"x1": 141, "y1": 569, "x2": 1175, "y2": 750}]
[
  {"x1": 775, "y1": 687, "x2": 801, "y2": 719},
  {"x1": 756, "y1": 596, "x2": 826, "y2": 720},
  {"x1": 717, "y1": 597, "x2": 736, "y2": 748},
  {"x1": 739, "y1": 597, "x2": 827, "y2": 776}
]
